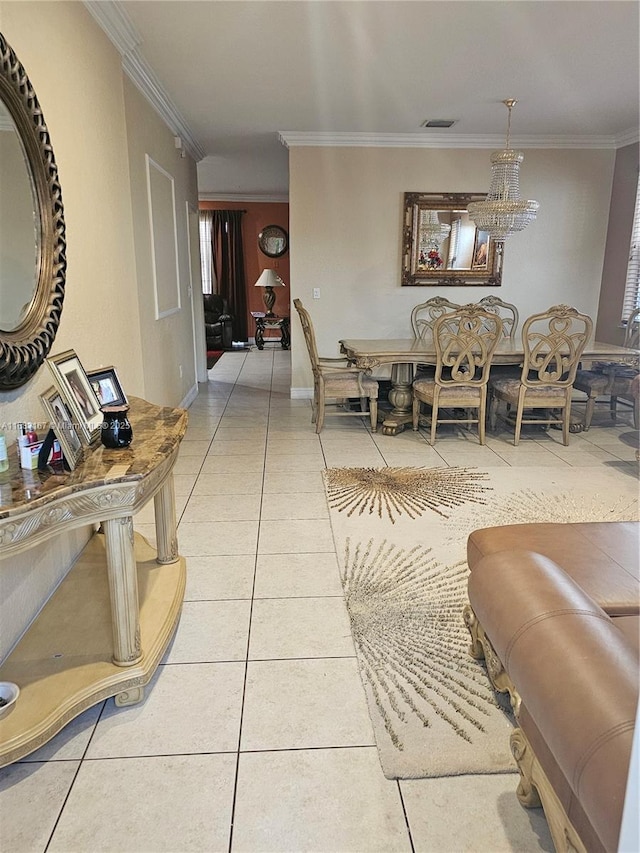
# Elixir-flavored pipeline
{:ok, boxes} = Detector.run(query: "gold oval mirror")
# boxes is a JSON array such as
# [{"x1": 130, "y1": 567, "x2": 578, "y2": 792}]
[{"x1": 0, "y1": 34, "x2": 66, "y2": 390}]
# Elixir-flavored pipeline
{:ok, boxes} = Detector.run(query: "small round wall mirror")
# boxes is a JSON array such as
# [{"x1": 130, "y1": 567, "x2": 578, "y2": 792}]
[
  {"x1": 0, "y1": 34, "x2": 66, "y2": 389},
  {"x1": 258, "y1": 225, "x2": 288, "y2": 258}
]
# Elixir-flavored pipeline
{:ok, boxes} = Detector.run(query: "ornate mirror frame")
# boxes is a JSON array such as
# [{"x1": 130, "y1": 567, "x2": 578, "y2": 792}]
[
  {"x1": 401, "y1": 192, "x2": 502, "y2": 288},
  {"x1": 0, "y1": 34, "x2": 66, "y2": 390}
]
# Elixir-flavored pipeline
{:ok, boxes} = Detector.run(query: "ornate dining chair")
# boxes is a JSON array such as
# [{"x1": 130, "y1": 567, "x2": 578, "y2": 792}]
[
  {"x1": 411, "y1": 304, "x2": 503, "y2": 445},
  {"x1": 573, "y1": 306, "x2": 640, "y2": 430},
  {"x1": 411, "y1": 296, "x2": 460, "y2": 378},
  {"x1": 411, "y1": 296, "x2": 461, "y2": 342},
  {"x1": 489, "y1": 305, "x2": 593, "y2": 445},
  {"x1": 477, "y1": 295, "x2": 519, "y2": 343},
  {"x1": 293, "y1": 298, "x2": 378, "y2": 433}
]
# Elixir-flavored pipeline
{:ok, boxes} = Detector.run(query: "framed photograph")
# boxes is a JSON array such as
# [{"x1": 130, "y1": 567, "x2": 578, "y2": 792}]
[
  {"x1": 46, "y1": 349, "x2": 102, "y2": 444},
  {"x1": 472, "y1": 230, "x2": 491, "y2": 269},
  {"x1": 87, "y1": 366, "x2": 128, "y2": 408},
  {"x1": 39, "y1": 387, "x2": 84, "y2": 469}
]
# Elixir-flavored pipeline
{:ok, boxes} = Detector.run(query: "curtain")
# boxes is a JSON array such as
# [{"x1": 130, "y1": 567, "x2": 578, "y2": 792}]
[
  {"x1": 198, "y1": 211, "x2": 215, "y2": 295},
  {"x1": 212, "y1": 209, "x2": 248, "y2": 342}
]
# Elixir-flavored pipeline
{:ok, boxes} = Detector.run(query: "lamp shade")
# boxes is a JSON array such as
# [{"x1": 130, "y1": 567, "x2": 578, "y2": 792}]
[
  {"x1": 254, "y1": 269, "x2": 286, "y2": 316},
  {"x1": 254, "y1": 269, "x2": 286, "y2": 289}
]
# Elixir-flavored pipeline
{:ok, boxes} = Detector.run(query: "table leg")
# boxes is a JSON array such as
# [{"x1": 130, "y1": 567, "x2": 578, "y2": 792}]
[
  {"x1": 280, "y1": 318, "x2": 290, "y2": 350},
  {"x1": 380, "y1": 363, "x2": 415, "y2": 435},
  {"x1": 102, "y1": 515, "x2": 143, "y2": 667},
  {"x1": 154, "y1": 475, "x2": 179, "y2": 564},
  {"x1": 255, "y1": 319, "x2": 265, "y2": 350}
]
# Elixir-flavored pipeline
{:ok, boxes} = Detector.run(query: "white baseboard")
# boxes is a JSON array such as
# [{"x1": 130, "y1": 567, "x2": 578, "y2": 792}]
[{"x1": 180, "y1": 383, "x2": 199, "y2": 409}]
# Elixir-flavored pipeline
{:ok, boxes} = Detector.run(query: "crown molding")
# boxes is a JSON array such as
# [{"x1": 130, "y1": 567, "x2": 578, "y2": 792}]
[
  {"x1": 198, "y1": 192, "x2": 289, "y2": 203},
  {"x1": 278, "y1": 130, "x2": 639, "y2": 150},
  {"x1": 84, "y1": 0, "x2": 205, "y2": 162}
]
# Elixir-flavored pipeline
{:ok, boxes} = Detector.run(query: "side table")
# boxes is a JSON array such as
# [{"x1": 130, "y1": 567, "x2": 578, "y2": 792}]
[{"x1": 254, "y1": 314, "x2": 290, "y2": 350}]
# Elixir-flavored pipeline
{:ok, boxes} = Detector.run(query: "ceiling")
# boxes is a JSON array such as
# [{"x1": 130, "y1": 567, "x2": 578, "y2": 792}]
[{"x1": 91, "y1": 0, "x2": 639, "y2": 200}]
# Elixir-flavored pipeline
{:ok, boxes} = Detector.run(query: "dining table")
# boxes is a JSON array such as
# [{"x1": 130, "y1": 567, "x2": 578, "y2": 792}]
[{"x1": 339, "y1": 337, "x2": 640, "y2": 435}]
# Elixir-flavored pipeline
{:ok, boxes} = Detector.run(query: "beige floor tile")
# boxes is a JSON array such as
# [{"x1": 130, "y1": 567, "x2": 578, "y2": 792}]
[
  {"x1": 241, "y1": 657, "x2": 374, "y2": 750},
  {"x1": 181, "y1": 493, "x2": 261, "y2": 523},
  {"x1": 18, "y1": 703, "x2": 103, "y2": 763},
  {"x1": 48, "y1": 753, "x2": 236, "y2": 853},
  {"x1": 173, "y1": 473, "x2": 198, "y2": 496},
  {"x1": 183, "y1": 426, "x2": 220, "y2": 441},
  {"x1": 492, "y1": 450, "x2": 571, "y2": 467},
  {"x1": 164, "y1": 599, "x2": 251, "y2": 662},
  {"x1": 254, "y1": 552, "x2": 343, "y2": 597},
  {"x1": 249, "y1": 596, "x2": 354, "y2": 659},
  {"x1": 323, "y1": 450, "x2": 386, "y2": 468},
  {"x1": 192, "y1": 471, "x2": 264, "y2": 496},
  {"x1": 435, "y1": 448, "x2": 510, "y2": 467},
  {"x1": 263, "y1": 470, "x2": 325, "y2": 493},
  {"x1": 267, "y1": 428, "x2": 322, "y2": 441},
  {"x1": 178, "y1": 439, "x2": 211, "y2": 457},
  {"x1": 232, "y1": 747, "x2": 412, "y2": 853},
  {"x1": 377, "y1": 451, "x2": 448, "y2": 468},
  {"x1": 213, "y1": 427, "x2": 268, "y2": 441},
  {"x1": 178, "y1": 520, "x2": 259, "y2": 555},
  {"x1": 173, "y1": 455, "x2": 206, "y2": 475},
  {"x1": 207, "y1": 439, "x2": 266, "y2": 456},
  {"x1": 184, "y1": 554, "x2": 255, "y2": 600},
  {"x1": 200, "y1": 454, "x2": 266, "y2": 474},
  {"x1": 266, "y1": 438, "x2": 322, "y2": 454},
  {"x1": 258, "y1": 518, "x2": 335, "y2": 553},
  {"x1": 260, "y1": 492, "x2": 329, "y2": 520},
  {"x1": 0, "y1": 761, "x2": 79, "y2": 852},
  {"x1": 400, "y1": 774, "x2": 554, "y2": 852},
  {"x1": 550, "y1": 449, "x2": 624, "y2": 466},
  {"x1": 86, "y1": 662, "x2": 244, "y2": 757},
  {"x1": 264, "y1": 453, "x2": 326, "y2": 472}
]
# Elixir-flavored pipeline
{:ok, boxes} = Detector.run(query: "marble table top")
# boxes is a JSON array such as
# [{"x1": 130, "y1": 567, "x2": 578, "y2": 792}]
[{"x1": 0, "y1": 397, "x2": 188, "y2": 517}]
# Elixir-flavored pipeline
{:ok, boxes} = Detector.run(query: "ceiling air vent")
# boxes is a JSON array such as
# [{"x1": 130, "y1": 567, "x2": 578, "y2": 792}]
[{"x1": 421, "y1": 119, "x2": 457, "y2": 128}]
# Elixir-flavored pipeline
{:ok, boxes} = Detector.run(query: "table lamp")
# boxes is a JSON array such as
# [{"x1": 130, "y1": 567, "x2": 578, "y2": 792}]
[{"x1": 255, "y1": 269, "x2": 286, "y2": 317}]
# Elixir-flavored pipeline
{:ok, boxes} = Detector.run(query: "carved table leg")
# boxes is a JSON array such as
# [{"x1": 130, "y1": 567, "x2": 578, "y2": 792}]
[
  {"x1": 280, "y1": 317, "x2": 290, "y2": 349},
  {"x1": 154, "y1": 474, "x2": 179, "y2": 564},
  {"x1": 255, "y1": 318, "x2": 265, "y2": 350},
  {"x1": 381, "y1": 363, "x2": 415, "y2": 435},
  {"x1": 102, "y1": 515, "x2": 143, "y2": 668}
]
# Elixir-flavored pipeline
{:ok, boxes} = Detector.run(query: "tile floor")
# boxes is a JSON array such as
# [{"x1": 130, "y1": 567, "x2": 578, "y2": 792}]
[{"x1": 1, "y1": 349, "x2": 638, "y2": 852}]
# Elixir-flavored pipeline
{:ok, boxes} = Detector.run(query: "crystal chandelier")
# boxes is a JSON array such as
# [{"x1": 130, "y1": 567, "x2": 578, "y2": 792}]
[
  {"x1": 467, "y1": 99, "x2": 539, "y2": 244},
  {"x1": 419, "y1": 209, "x2": 451, "y2": 251}
]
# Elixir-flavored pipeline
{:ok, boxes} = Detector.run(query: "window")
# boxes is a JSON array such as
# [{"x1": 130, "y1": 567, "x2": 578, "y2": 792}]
[
  {"x1": 199, "y1": 211, "x2": 214, "y2": 295},
  {"x1": 621, "y1": 175, "x2": 640, "y2": 321}
]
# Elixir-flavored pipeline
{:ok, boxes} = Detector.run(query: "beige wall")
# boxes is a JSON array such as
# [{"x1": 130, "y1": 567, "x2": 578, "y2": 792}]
[
  {"x1": 288, "y1": 146, "x2": 615, "y2": 394},
  {"x1": 124, "y1": 78, "x2": 201, "y2": 406},
  {"x1": 0, "y1": 3, "x2": 200, "y2": 659}
]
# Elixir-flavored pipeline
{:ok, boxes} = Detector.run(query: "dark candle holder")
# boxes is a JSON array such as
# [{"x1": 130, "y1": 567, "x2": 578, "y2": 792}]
[{"x1": 100, "y1": 405, "x2": 133, "y2": 448}]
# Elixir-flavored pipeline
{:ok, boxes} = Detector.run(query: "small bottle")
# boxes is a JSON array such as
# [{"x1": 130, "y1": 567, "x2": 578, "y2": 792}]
[
  {"x1": 0, "y1": 429, "x2": 8, "y2": 473},
  {"x1": 26, "y1": 423, "x2": 38, "y2": 444}
]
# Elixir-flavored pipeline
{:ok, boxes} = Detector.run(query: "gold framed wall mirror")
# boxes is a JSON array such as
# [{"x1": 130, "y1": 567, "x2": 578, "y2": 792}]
[
  {"x1": 0, "y1": 34, "x2": 66, "y2": 390},
  {"x1": 401, "y1": 192, "x2": 502, "y2": 287}
]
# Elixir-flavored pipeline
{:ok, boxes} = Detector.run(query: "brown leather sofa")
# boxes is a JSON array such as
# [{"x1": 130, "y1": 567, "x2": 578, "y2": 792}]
[{"x1": 463, "y1": 522, "x2": 639, "y2": 853}]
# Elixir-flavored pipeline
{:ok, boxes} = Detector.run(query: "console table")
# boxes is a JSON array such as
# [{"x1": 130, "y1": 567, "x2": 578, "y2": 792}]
[
  {"x1": 0, "y1": 397, "x2": 188, "y2": 767},
  {"x1": 253, "y1": 313, "x2": 290, "y2": 350}
]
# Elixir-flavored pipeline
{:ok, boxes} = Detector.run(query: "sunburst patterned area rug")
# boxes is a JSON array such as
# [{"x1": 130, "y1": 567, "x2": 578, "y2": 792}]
[{"x1": 323, "y1": 464, "x2": 639, "y2": 780}]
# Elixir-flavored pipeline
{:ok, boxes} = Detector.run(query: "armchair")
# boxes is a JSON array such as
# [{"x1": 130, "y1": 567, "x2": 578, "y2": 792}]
[{"x1": 203, "y1": 294, "x2": 233, "y2": 350}]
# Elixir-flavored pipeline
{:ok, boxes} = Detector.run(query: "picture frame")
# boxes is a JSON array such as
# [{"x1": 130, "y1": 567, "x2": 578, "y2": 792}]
[
  {"x1": 87, "y1": 366, "x2": 128, "y2": 408},
  {"x1": 46, "y1": 349, "x2": 102, "y2": 444},
  {"x1": 472, "y1": 230, "x2": 491, "y2": 269},
  {"x1": 39, "y1": 386, "x2": 84, "y2": 469}
]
